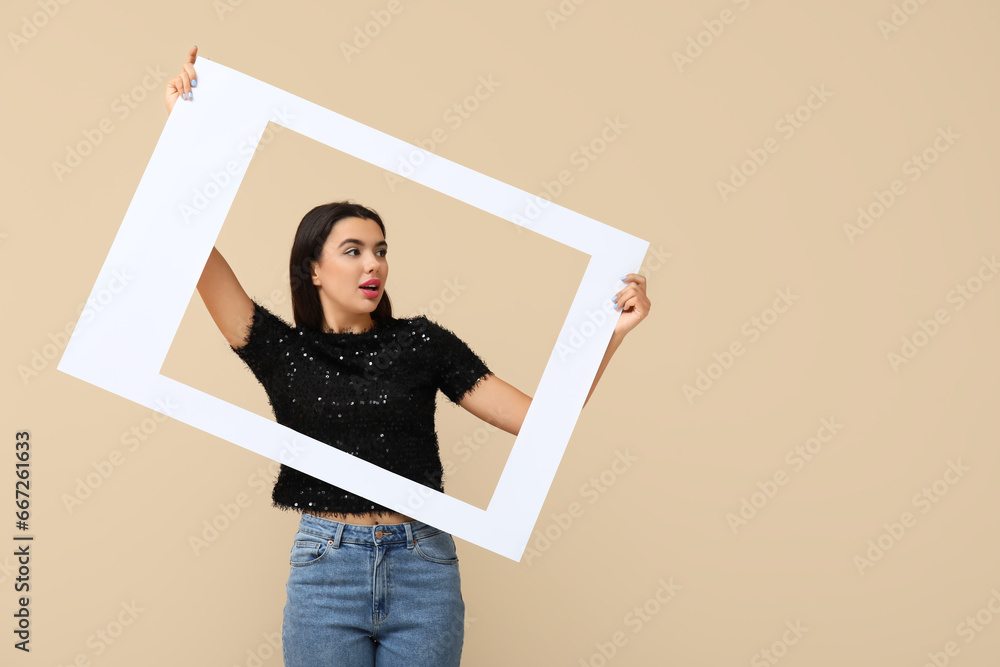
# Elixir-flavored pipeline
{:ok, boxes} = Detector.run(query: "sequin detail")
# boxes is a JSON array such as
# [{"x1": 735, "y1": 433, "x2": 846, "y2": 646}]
[{"x1": 229, "y1": 298, "x2": 493, "y2": 517}]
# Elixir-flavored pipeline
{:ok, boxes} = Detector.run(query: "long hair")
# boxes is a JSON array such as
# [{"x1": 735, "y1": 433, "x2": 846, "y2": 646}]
[{"x1": 288, "y1": 201, "x2": 393, "y2": 331}]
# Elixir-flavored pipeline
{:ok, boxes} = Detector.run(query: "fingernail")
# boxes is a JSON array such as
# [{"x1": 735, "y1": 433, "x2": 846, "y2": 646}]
[
  {"x1": 612, "y1": 296, "x2": 618, "y2": 302},
  {"x1": 191, "y1": 78, "x2": 197, "y2": 86},
  {"x1": 620, "y1": 275, "x2": 627, "y2": 281}
]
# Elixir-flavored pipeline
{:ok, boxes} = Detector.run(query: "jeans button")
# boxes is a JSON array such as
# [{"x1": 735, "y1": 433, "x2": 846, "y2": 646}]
[{"x1": 375, "y1": 530, "x2": 384, "y2": 539}]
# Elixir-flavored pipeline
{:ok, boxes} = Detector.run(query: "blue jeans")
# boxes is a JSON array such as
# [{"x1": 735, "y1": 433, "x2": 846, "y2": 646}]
[{"x1": 281, "y1": 512, "x2": 465, "y2": 666}]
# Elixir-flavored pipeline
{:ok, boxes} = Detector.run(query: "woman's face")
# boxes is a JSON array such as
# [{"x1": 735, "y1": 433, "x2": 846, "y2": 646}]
[{"x1": 311, "y1": 216, "x2": 388, "y2": 322}]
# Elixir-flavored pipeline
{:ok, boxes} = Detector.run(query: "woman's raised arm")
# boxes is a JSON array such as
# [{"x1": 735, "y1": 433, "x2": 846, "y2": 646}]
[
  {"x1": 197, "y1": 246, "x2": 254, "y2": 349},
  {"x1": 459, "y1": 271, "x2": 650, "y2": 432},
  {"x1": 164, "y1": 46, "x2": 255, "y2": 348}
]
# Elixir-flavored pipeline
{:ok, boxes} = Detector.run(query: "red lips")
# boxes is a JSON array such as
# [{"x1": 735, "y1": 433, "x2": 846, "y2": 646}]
[{"x1": 359, "y1": 278, "x2": 381, "y2": 298}]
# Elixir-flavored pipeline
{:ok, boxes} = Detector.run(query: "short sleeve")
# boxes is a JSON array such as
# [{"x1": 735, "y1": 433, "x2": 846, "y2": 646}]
[
  {"x1": 422, "y1": 317, "x2": 494, "y2": 405},
  {"x1": 229, "y1": 298, "x2": 296, "y2": 384}
]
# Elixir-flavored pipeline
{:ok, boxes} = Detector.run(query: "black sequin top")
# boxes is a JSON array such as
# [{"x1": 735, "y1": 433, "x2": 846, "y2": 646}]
[{"x1": 229, "y1": 298, "x2": 494, "y2": 517}]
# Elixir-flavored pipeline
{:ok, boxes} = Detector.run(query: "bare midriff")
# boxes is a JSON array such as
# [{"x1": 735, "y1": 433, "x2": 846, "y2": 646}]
[{"x1": 305, "y1": 510, "x2": 415, "y2": 526}]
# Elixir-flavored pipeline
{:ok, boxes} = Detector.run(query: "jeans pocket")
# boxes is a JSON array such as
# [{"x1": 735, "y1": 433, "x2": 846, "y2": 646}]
[
  {"x1": 413, "y1": 530, "x2": 459, "y2": 565},
  {"x1": 289, "y1": 536, "x2": 330, "y2": 567}
]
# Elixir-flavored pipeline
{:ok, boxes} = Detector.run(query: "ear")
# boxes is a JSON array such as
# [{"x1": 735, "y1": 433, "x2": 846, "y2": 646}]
[{"x1": 310, "y1": 260, "x2": 321, "y2": 286}]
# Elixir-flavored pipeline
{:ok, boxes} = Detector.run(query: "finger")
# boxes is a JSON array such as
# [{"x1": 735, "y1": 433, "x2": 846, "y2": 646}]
[
  {"x1": 614, "y1": 292, "x2": 631, "y2": 310},
  {"x1": 623, "y1": 272, "x2": 646, "y2": 285},
  {"x1": 183, "y1": 61, "x2": 197, "y2": 87},
  {"x1": 616, "y1": 296, "x2": 634, "y2": 311},
  {"x1": 619, "y1": 295, "x2": 645, "y2": 314},
  {"x1": 618, "y1": 278, "x2": 647, "y2": 300},
  {"x1": 621, "y1": 287, "x2": 651, "y2": 311},
  {"x1": 187, "y1": 45, "x2": 198, "y2": 65},
  {"x1": 621, "y1": 272, "x2": 646, "y2": 286},
  {"x1": 614, "y1": 282, "x2": 638, "y2": 301},
  {"x1": 179, "y1": 71, "x2": 191, "y2": 99}
]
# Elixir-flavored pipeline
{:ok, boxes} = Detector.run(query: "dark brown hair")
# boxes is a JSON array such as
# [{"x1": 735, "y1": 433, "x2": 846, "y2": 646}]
[{"x1": 288, "y1": 201, "x2": 393, "y2": 331}]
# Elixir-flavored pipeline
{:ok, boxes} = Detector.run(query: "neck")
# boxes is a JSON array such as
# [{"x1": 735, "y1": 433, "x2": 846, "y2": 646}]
[
  {"x1": 323, "y1": 315, "x2": 375, "y2": 333},
  {"x1": 318, "y1": 300, "x2": 376, "y2": 334}
]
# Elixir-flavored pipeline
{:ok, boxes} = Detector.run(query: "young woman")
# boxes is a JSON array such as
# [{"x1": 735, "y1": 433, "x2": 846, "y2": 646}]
[{"x1": 165, "y1": 45, "x2": 650, "y2": 667}]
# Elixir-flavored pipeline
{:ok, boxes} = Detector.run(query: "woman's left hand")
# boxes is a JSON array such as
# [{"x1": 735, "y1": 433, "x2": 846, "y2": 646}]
[{"x1": 612, "y1": 273, "x2": 650, "y2": 337}]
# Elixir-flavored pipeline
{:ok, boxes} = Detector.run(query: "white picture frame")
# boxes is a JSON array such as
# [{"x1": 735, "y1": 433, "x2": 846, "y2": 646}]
[{"x1": 56, "y1": 55, "x2": 649, "y2": 561}]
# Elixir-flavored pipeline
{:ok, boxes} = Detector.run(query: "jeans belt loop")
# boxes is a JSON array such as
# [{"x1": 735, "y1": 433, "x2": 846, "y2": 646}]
[
  {"x1": 332, "y1": 522, "x2": 346, "y2": 549},
  {"x1": 404, "y1": 523, "x2": 414, "y2": 549}
]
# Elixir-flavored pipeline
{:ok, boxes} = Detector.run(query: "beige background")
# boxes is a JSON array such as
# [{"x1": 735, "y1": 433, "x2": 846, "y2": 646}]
[{"x1": 3, "y1": 0, "x2": 999, "y2": 665}]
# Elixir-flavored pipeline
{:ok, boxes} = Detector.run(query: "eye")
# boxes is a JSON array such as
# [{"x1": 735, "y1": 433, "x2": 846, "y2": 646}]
[{"x1": 344, "y1": 248, "x2": 387, "y2": 257}]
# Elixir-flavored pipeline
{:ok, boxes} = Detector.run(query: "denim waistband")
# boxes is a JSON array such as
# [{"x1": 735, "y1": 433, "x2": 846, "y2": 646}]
[{"x1": 296, "y1": 512, "x2": 445, "y2": 548}]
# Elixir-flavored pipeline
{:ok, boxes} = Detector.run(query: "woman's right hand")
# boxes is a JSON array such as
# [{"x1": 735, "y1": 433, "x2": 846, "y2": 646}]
[{"x1": 165, "y1": 45, "x2": 198, "y2": 114}]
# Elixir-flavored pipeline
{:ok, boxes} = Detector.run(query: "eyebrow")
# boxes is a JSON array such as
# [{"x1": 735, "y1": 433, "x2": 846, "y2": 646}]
[{"x1": 338, "y1": 238, "x2": 388, "y2": 249}]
